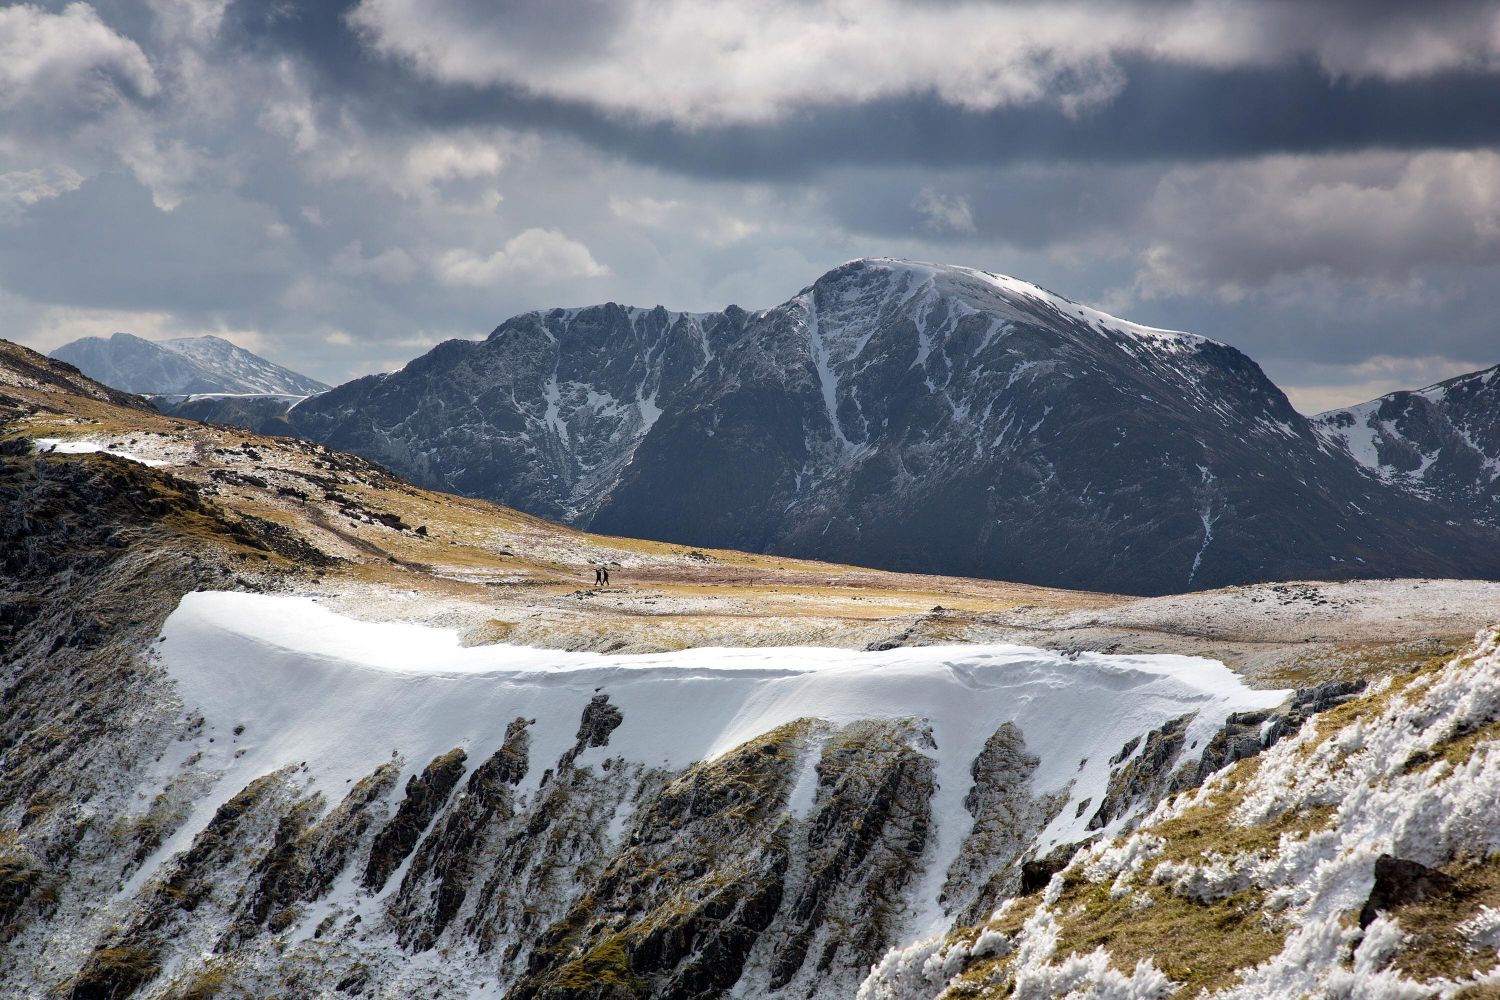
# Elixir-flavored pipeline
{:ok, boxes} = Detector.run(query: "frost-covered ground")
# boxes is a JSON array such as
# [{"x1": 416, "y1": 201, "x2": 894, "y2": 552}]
[
  {"x1": 31, "y1": 436, "x2": 172, "y2": 467},
  {"x1": 862, "y1": 626, "x2": 1500, "y2": 999}
]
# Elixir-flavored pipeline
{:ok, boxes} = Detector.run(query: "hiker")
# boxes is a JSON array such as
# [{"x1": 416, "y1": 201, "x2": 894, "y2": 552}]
[
  {"x1": 593, "y1": 566, "x2": 603, "y2": 587},
  {"x1": 602, "y1": 566, "x2": 610, "y2": 586}
]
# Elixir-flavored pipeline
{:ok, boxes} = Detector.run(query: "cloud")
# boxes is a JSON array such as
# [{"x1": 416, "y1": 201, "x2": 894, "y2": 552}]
[
  {"x1": 608, "y1": 193, "x2": 761, "y2": 246},
  {"x1": 0, "y1": 166, "x2": 84, "y2": 221},
  {"x1": 435, "y1": 228, "x2": 610, "y2": 285},
  {"x1": 332, "y1": 240, "x2": 418, "y2": 284},
  {"x1": 609, "y1": 194, "x2": 681, "y2": 228},
  {"x1": 1135, "y1": 151, "x2": 1500, "y2": 299},
  {"x1": 346, "y1": 0, "x2": 1500, "y2": 129},
  {"x1": 348, "y1": 0, "x2": 1132, "y2": 126},
  {"x1": 913, "y1": 187, "x2": 976, "y2": 235},
  {"x1": 223, "y1": 1, "x2": 1500, "y2": 183},
  {"x1": 0, "y1": 3, "x2": 159, "y2": 117}
]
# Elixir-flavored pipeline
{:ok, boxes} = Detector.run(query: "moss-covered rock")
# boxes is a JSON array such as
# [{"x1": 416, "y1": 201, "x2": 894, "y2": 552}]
[
  {"x1": 392, "y1": 717, "x2": 530, "y2": 949},
  {"x1": 362, "y1": 748, "x2": 468, "y2": 892},
  {"x1": 510, "y1": 722, "x2": 812, "y2": 1000}
]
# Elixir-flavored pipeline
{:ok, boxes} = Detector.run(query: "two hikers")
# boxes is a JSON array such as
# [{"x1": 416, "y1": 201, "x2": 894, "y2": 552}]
[{"x1": 593, "y1": 565, "x2": 611, "y2": 587}]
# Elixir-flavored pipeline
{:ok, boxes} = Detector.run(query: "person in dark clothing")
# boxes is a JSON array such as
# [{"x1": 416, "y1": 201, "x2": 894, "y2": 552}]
[
  {"x1": 593, "y1": 566, "x2": 603, "y2": 587},
  {"x1": 602, "y1": 566, "x2": 610, "y2": 586}
]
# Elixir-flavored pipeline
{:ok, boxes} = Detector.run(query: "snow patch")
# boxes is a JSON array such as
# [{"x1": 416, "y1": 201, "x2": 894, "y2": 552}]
[{"x1": 32, "y1": 437, "x2": 169, "y2": 467}]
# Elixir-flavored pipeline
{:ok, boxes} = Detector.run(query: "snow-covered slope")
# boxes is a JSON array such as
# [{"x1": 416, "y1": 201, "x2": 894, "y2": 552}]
[
  {"x1": 862, "y1": 625, "x2": 1500, "y2": 999},
  {"x1": 280, "y1": 258, "x2": 1500, "y2": 595},
  {"x1": 50, "y1": 332, "x2": 328, "y2": 395},
  {"x1": 3, "y1": 590, "x2": 1288, "y2": 999},
  {"x1": 1316, "y1": 364, "x2": 1500, "y2": 526}
]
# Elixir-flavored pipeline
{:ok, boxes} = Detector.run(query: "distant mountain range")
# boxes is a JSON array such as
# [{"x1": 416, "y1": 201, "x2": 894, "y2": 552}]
[
  {"x1": 96, "y1": 257, "x2": 1500, "y2": 595},
  {"x1": 51, "y1": 332, "x2": 328, "y2": 396}
]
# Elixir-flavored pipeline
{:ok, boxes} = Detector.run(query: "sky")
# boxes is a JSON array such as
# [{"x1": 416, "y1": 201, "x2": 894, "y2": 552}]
[{"x1": 4, "y1": 1, "x2": 1500, "y2": 412}]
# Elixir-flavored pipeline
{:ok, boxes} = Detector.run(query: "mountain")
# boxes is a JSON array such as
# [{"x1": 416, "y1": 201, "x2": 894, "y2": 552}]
[
  {"x1": 8, "y1": 338, "x2": 1500, "y2": 999},
  {"x1": 50, "y1": 331, "x2": 328, "y2": 396},
  {"x1": 1315, "y1": 364, "x2": 1500, "y2": 527},
  {"x1": 270, "y1": 258, "x2": 1500, "y2": 595}
]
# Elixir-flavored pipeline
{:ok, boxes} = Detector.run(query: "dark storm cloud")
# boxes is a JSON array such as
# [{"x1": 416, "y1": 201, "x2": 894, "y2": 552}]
[{"x1": 218, "y1": 0, "x2": 1500, "y2": 180}]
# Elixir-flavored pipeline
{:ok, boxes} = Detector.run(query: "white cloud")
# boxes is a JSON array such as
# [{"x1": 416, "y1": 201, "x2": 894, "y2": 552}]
[
  {"x1": 0, "y1": 165, "x2": 84, "y2": 221},
  {"x1": 400, "y1": 136, "x2": 507, "y2": 192},
  {"x1": 609, "y1": 193, "x2": 761, "y2": 246},
  {"x1": 348, "y1": 0, "x2": 1500, "y2": 127},
  {"x1": 913, "y1": 187, "x2": 976, "y2": 235},
  {"x1": 350, "y1": 0, "x2": 1133, "y2": 126},
  {"x1": 609, "y1": 194, "x2": 681, "y2": 227},
  {"x1": 1135, "y1": 151, "x2": 1500, "y2": 300},
  {"x1": 259, "y1": 93, "x2": 522, "y2": 204},
  {"x1": 0, "y1": 3, "x2": 159, "y2": 114},
  {"x1": 435, "y1": 228, "x2": 610, "y2": 286}
]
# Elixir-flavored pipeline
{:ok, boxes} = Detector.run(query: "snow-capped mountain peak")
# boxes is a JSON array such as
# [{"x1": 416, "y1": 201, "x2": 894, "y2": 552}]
[
  {"x1": 262, "y1": 257, "x2": 1500, "y2": 594},
  {"x1": 843, "y1": 258, "x2": 1207, "y2": 349},
  {"x1": 51, "y1": 331, "x2": 328, "y2": 396}
]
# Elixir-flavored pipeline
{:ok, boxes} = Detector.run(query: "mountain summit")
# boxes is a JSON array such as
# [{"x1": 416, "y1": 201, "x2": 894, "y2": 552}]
[
  {"x1": 51, "y1": 332, "x2": 328, "y2": 396},
  {"x1": 268, "y1": 258, "x2": 1500, "y2": 594}
]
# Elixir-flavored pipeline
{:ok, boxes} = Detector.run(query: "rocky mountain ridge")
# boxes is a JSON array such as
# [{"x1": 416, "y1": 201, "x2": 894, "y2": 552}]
[
  {"x1": 226, "y1": 258, "x2": 1500, "y2": 595},
  {"x1": 1316, "y1": 363, "x2": 1500, "y2": 527}
]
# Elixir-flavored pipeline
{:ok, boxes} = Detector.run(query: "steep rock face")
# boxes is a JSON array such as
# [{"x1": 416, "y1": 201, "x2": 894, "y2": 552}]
[
  {"x1": 391, "y1": 718, "x2": 530, "y2": 950},
  {"x1": 362, "y1": 748, "x2": 469, "y2": 892},
  {"x1": 592, "y1": 260, "x2": 1496, "y2": 593},
  {"x1": 1315, "y1": 364, "x2": 1500, "y2": 527},
  {"x1": 940, "y1": 723, "x2": 1069, "y2": 925},
  {"x1": 288, "y1": 306, "x2": 742, "y2": 523},
  {"x1": 51, "y1": 332, "x2": 327, "y2": 396},
  {"x1": 761, "y1": 720, "x2": 938, "y2": 997},
  {"x1": 510, "y1": 722, "x2": 807, "y2": 1000},
  {"x1": 276, "y1": 259, "x2": 1500, "y2": 594}
]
